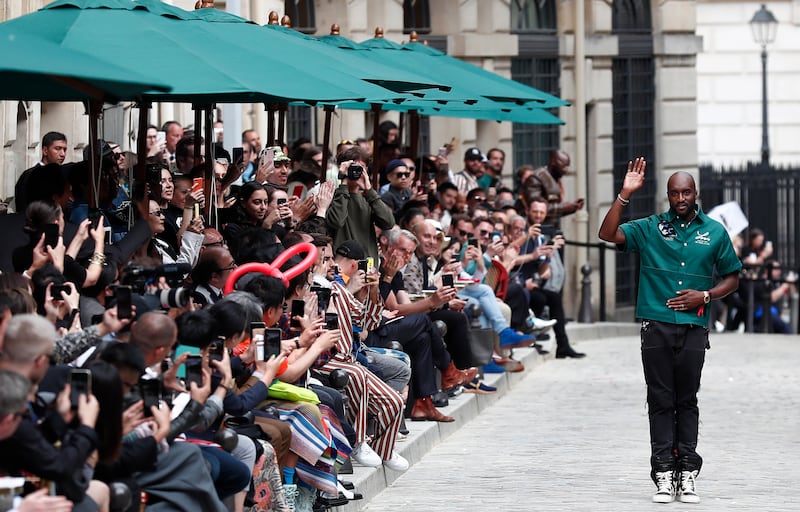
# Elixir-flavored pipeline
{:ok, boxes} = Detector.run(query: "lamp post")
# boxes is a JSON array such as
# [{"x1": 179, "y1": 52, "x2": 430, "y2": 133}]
[{"x1": 749, "y1": 4, "x2": 778, "y2": 167}]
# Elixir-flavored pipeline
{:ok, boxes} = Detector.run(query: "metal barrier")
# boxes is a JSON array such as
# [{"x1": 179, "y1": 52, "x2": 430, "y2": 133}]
[{"x1": 566, "y1": 240, "x2": 616, "y2": 323}]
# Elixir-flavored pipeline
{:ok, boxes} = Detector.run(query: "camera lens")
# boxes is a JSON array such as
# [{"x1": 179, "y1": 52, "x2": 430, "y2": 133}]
[{"x1": 158, "y1": 287, "x2": 190, "y2": 309}]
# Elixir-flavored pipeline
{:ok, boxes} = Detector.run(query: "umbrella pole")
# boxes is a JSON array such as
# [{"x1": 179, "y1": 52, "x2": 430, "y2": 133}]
[
  {"x1": 277, "y1": 104, "x2": 286, "y2": 145},
  {"x1": 266, "y1": 104, "x2": 276, "y2": 146},
  {"x1": 409, "y1": 110, "x2": 420, "y2": 159},
  {"x1": 135, "y1": 99, "x2": 151, "y2": 186},
  {"x1": 204, "y1": 105, "x2": 214, "y2": 219},
  {"x1": 321, "y1": 105, "x2": 334, "y2": 183},
  {"x1": 88, "y1": 100, "x2": 101, "y2": 209},
  {"x1": 398, "y1": 112, "x2": 405, "y2": 150},
  {"x1": 193, "y1": 104, "x2": 202, "y2": 162},
  {"x1": 371, "y1": 103, "x2": 381, "y2": 190}
]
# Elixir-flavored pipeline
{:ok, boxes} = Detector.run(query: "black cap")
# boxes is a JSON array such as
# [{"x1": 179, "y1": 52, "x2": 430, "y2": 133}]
[
  {"x1": 335, "y1": 240, "x2": 366, "y2": 261},
  {"x1": 464, "y1": 147, "x2": 482, "y2": 160}
]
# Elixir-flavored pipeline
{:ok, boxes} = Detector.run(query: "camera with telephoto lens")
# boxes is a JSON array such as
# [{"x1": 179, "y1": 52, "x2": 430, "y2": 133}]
[
  {"x1": 347, "y1": 163, "x2": 363, "y2": 181},
  {"x1": 120, "y1": 263, "x2": 192, "y2": 310}
]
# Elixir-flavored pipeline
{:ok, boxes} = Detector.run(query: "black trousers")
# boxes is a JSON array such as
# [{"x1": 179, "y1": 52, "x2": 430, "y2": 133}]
[
  {"x1": 641, "y1": 320, "x2": 707, "y2": 476},
  {"x1": 429, "y1": 308, "x2": 473, "y2": 369},
  {"x1": 366, "y1": 313, "x2": 448, "y2": 398}
]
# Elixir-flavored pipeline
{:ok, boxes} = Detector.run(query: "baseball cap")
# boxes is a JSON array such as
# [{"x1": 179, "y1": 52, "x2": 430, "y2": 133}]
[
  {"x1": 385, "y1": 159, "x2": 408, "y2": 175},
  {"x1": 264, "y1": 146, "x2": 291, "y2": 162},
  {"x1": 335, "y1": 240, "x2": 366, "y2": 261},
  {"x1": 464, "y1": 147, "x2": 482, "y2": 161}
]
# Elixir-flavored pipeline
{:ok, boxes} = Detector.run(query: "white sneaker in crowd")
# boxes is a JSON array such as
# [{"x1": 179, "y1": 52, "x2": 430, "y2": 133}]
[{"x1": 351, "y1": 442, "x2": 381, "y2": 467}]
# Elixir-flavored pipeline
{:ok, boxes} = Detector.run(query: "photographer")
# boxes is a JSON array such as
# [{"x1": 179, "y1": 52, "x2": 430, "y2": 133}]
[{"x1": 325, "y1": 146, "x2": 395, "y2": 262}]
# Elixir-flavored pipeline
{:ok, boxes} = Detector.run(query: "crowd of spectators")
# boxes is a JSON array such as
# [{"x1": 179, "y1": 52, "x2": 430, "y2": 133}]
[{"x1": 0, "y1": 123, "x2": 587, "y2": 512}]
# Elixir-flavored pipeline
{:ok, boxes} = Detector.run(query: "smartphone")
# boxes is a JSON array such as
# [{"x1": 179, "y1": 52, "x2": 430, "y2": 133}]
[
  {"x1": 539, "y1": 224, "x2": 556, "y2": 238},
  {"x1": 232, "y1": 146, "x2": 244, "y2": 165},
  {"x1": 437, "y1": 146, "x2": 448, "y2": 159},
  {"x1": 88, "y1": 208, "x2": 103, "y2": 230},
  {"x1": 357, "y1": 259, "x2": 368, "y2": 273},
  {"x1": 333, "y1": 264, "x2": 340, "y2": 276},
  {"x1": 50, "y1": 283, "x2": 70, "y2": 300},
  {"x1": 250, "y1": 321, "x2": 266, "y2": 360},
  {"x1": 491, "y1": 231, "x2": 502, "y2": 243},
  {"x1": 260, "y1": 148, "x2": 275, "y2": 168},
  {"x1": 264, "y1": 328, "x2": 282, "y2": 360},
  {"x1": 115, "y1": 285, "x2": 133, "y2": 320},
  {"x1": 442, "y1": 274, "x2": 454, "y2": 288},
  {"x1": 276, "y1": 198, "x2": 287, "y2": 206},
  {"x1": 208, "y1": 337, "x2": 225, "y2": 363},
  {"x1": 68, "y1": 369, "x2": 92, "y2": 409},
  {"x1": 468, "y1": 237, "x2": 480, "y2": 248},
  {"x1": 191, "y1": 177, "x2": 204, "y2": 195},
  {"x1": 156, "y1": 131, "x2": 166, "y2": 145},
  {"x1": 184, "y1": 355, "x2": 204, "y2": 389},
  {"x1": 138, "y1": 377, "x2": 161, "y2": 418},
  {"x1": 310, "y1": 286, "x2": 332, "y2": 312},
  {"x1": 43, "y1": 223, "x2": 59, "y2": 248},
  {"x1": 290, "y1": 299, "x2": 305, "y2": 329},
  {"x1": 324, "y1": 312, "x2": 339, "y2": 331}
]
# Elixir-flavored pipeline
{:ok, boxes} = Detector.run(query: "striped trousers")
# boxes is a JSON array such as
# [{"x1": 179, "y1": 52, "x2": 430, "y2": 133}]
[{"x1": 317, "y1": 358, "x2": 403, "y2": 461}]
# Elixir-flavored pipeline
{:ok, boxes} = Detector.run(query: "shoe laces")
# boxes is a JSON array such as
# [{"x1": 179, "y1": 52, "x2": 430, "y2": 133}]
[
  {"x1": 680, "y1": 470, "x2": 698, "y2": 494},
  {"x1": 654, "y1": 471, "x2": 674, "y2": 492}
]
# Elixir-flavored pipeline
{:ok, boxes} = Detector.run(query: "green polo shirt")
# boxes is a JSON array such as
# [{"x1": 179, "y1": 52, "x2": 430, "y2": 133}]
[{"x1": 619, "y1": 206, "x2": 742, "y2": 327}]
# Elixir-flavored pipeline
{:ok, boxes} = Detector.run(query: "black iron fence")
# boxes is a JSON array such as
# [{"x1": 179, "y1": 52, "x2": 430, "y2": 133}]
[{"x1": 699, "y1": 162, "x2": 800, "y2": 271}]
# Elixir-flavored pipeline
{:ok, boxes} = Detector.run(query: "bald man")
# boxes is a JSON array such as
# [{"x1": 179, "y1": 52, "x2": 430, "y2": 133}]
[
  {"x1": 519, "y1": 149, "x2": 584, "y2": 226},
  {"x1": 599, "y1": 159, "x2": 741, "y2": 504},
  {"x1": 130, "y1": 312, "x2": 179, "y2": 367}
]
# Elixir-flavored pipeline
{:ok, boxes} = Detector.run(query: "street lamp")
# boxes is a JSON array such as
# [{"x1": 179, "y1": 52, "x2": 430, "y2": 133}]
[{"x1": 749, "y1": 4, "x2": 778, "y2": 167}]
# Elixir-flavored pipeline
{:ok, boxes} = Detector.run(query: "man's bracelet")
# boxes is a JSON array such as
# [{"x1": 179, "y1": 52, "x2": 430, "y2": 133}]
[{"x1": 617, "y1": 194, "x2": 630, "y2": 206}]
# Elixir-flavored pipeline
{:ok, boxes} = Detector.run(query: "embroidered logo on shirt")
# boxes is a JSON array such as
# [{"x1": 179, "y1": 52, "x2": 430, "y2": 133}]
[
  {"x1": 695, "y1": 231, "x2": 711, "y2": 245},
  {"x1": 658, "y1": 221, "x2": 676, "y2": 240}
]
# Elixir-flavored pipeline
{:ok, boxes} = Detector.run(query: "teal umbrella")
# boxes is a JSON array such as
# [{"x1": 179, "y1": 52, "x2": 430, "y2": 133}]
[
  {"x1": 1, "y1": 0, "x2": 404, "y2": 104},
  {"x1": 358, "y1": 37, "x2": 568, "y2": 108},
  {"x1": 0, "y1": 25, "x2": 170, "y2": 101}
]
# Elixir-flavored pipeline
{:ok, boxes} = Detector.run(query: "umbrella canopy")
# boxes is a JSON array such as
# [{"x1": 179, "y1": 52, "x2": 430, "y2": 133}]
[
  {"x1": 358, "y1": 37, "x2": 568, "y2": 108},
  {"x1": 0, "y1": 0, "x2": 405, "y2": 104},
  {"x1": 0, "y1": 25, "x2": 170, "y2": 101}
]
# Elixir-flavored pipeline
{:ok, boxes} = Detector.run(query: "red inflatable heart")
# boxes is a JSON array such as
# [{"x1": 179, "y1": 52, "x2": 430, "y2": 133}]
[{"x1": 223, "y1": 242, "x2": 318, "y2": 294}]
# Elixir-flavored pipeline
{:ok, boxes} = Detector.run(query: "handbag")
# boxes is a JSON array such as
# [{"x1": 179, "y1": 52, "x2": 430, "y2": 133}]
[
  {"x1": 465, "y1": 327, "x2": 495, "y2": 367},
  {"x1": 267, "y1": 380, "x2": 321, "y2": 404}
]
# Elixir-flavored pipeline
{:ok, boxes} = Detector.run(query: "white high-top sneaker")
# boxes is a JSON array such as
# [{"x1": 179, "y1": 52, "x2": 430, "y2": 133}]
[
  {"x1": 652, "y1": 471, "x2": 676, "y2": 503},
  {"x1": 677, "y1": 470, "x2": 700, "y2": 503}
]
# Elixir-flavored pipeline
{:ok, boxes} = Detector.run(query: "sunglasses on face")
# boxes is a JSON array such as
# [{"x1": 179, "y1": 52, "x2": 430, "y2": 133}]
[
  {"x1": 150, "y1": 210, "x2": 165, "y2": 218},
  {"x1": 458, "y1": 229, "x2": 469, "y2": 237},
  {"x1": 479, "y1": 230, "x2": 490, "y2": 237},
  {"x1": 472, "y1": 196, "x2": 486, "y2": 202},
  {"x1": 393, "y1": 172, "x2": 411, "y2": 179}
]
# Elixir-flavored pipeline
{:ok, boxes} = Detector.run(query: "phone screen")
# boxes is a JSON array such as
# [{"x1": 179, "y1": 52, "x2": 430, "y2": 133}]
[
  {"x1": 261, "y1": 149, "x2": 274, "y2": 168},
  {"x1": 50, "y1": 284, "x2": 69, "y2": 300},
  {"x1": 232, "y1": 147, "x2": 244, "y2": 165},
  {"x1": 325, "y1": 312, "x2": 339, "y2": 331},
  {"x1": 442, "y1": 274, "x2": 454, "y2": 288},
  {"x1": 156, "y1": 131, "x2": 166, "y2": 145},
  {"x1": 357, "y1": 259, "x2": 368, "y2": 273},
  {"x1": 250, "y1": 322, "x2": 266, "y2": 360},
  {"x1": 468, "y1": 237, "x2": 480, "y2": 248},
  {"x1": 310, "y1": 286, "x2": 332, "y2": 313},
  {"x1": 68, "y1": 369, "x2": 92, "y2": 409},
  {"x1": 138, "y1": 378, "x2": 161, "y2": 418},
  {"x1": 276, "y1": 198, "x2": 287, "y2": 206},
  {"x1": 184, "y1": 355, "x2": 204, "y2": 389},
  {"x1": 290, "y1": 300, "x2": 304, "y2": 329},
  {"x1": 43, "y1": 223, "x2": 59, "y2": 248},
  {"x1": 264, "y1": 328, "x2": 282, "y2": 360},
  {"x1": 115, "y1": 285, "x2": 133, "y2": 320},
  {"x1": 88, "y1": 208, "x2": 103, "y2": 230},
  {"x1": 208, "y1": 337, "x2": 225, "y2": 363}
]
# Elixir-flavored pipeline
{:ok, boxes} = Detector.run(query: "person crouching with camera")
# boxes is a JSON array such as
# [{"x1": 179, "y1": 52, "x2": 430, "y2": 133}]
[{"x1": 325, "y1": 146, "x2": 396, "y2": 263}]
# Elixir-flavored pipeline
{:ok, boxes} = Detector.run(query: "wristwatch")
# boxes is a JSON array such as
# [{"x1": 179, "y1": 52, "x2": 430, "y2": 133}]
[{"x1": 703, "y1": 291, "x2": 711, "y2": 304}]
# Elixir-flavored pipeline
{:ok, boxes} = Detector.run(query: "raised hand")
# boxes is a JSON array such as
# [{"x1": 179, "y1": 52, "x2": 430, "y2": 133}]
[{"x1": 621, "y1": 157, "x2": 647, "y2": 197}]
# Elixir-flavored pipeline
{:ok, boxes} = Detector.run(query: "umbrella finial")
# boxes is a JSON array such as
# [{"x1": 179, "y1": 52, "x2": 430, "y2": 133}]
[
  {"x1": 194, "y1": 0, "x2": 214, "y2": 8},
  {"x1": 268, "y1": 11, "x2": 279, "y2": 25},
  {"x1": 422, "y1": 40, "x2": 429, "y2": 46},
  {"x1": 330, "y1": 24, "x2": 340, "y2": 35},
  {"x1": 374, "y1": 27, "x2": 384, "y2": 38},
  {"x1": 409, "y1": 31, "x2": 418, "y2": 42}
]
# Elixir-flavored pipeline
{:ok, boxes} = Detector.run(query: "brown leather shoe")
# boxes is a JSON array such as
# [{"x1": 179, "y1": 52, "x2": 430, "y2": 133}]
[
  {"x1": 410, "y1": 397, "x2": 454, "y2": 422},
  {"x1": 441, "y1": 362, "x2": 479, "y2": 390}
]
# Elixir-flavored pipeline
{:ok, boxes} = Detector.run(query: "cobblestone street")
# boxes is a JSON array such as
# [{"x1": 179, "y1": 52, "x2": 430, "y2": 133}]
[{"x1": 361, "y1": 333, "x2": 800, "y2": 511}]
